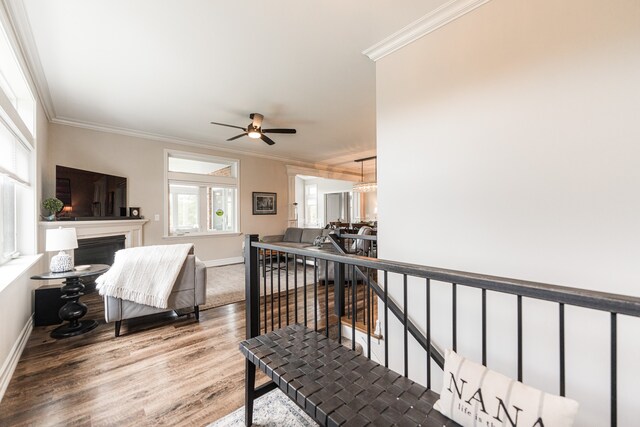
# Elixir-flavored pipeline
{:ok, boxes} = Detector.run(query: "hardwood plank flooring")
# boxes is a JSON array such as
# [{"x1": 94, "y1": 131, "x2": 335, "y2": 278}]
[
  {"x1": 0, "y1": 278, "x2": 376, "y2": 427},
  {"x1": 0, "y1": 292, "x2": 263, "y2": 427}
]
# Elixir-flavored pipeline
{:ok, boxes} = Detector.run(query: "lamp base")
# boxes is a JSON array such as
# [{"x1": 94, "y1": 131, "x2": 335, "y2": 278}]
[{"x1": 50, "y1": 251, "x2": 73, "y2": 273}]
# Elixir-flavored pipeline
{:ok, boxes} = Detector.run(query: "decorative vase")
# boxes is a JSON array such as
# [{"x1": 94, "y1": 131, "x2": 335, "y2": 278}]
[{"x1": 42, "y1": 213, "x2": 56, "y2": 221}]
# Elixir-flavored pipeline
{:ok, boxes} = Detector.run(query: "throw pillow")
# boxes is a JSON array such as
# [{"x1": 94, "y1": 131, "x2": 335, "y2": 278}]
[{"x1": 434, "y1": 349, "x2": 579, "y2": 427}]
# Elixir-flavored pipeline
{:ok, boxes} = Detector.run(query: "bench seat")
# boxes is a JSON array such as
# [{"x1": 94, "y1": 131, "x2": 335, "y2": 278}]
[{"x1": 240, "y1": 324, "x2": 459, "y2": 427}]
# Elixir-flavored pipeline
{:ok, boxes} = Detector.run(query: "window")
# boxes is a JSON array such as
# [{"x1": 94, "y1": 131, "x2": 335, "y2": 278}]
[
  {"x1": 165, "y1": 151, "x2": 239, "y2": 236},
  {"x1": 0, "y1": 22, "x2": 35, "y2": 265},
  {"x1": 304, "y1": 184, "x2": 318, "y2": 227},
  {"x1": 351, "y1": 191, "x2": 362, "y2": 222}
]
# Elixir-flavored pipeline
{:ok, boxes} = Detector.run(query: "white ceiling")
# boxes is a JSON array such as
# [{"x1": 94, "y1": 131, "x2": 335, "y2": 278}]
[{"x1": 16, "y1": 0, "x2": 446, "y2": 172}]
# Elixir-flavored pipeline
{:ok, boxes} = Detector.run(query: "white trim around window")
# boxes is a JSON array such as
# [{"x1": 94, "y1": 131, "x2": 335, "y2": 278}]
[{"x1": 163, "y1": 149, "x2": 240, "y2": 238}]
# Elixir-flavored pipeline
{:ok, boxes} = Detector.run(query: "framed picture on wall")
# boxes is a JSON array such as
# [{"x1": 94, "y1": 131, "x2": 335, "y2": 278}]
[{"x1": 252, "y1": 192, "x2": 277, "y2": 215}]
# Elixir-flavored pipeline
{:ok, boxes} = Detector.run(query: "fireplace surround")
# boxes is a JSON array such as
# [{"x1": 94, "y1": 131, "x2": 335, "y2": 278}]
[
  {"x1": 39, "y1": 219, "x2": 148, "y2": 272},
  {"x1": 34, "y1": 219, "x2": 148, "y2": 326}
]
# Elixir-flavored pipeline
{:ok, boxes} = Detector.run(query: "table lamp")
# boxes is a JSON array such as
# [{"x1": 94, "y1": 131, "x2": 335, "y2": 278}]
[{"x1": 46, "y1": 227, "x2": 78, "y2": 273}]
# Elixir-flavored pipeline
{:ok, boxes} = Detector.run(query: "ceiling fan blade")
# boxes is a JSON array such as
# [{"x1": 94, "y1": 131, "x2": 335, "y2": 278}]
[
  {"x1": 210, "y1": 121, "x2": 246, "y2": 131},
  {"x1": 260, "y1": 134, "x2": 276, "y2": 145},
  {"x1": 262, "y1": 128, "x2": 297, "y2": 134},
  {"x1": 227, "y1": 133, "x2": 247, "y2": 141}
]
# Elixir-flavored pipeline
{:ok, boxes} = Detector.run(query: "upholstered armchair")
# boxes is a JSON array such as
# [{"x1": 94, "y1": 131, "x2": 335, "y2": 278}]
[{"x1": 103, "y1": 254, "x2": 207, "y2": 336}]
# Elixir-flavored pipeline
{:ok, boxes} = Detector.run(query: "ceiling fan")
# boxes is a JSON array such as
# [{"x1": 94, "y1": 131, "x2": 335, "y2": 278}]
[{"x1": 210, "y1": 113, "x2": 296, "y2": 145}]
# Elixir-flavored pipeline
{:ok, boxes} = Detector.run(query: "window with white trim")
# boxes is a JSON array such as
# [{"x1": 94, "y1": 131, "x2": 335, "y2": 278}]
[
  {"x1": 0, "y1": 21, "x2": 35, "y2": 265},
  {"x1": 166, "y1": 151, "x2": 239, "y2": 236},
  {"x1": 304, "y1": 183, "x2": 318, "y2": 227}
]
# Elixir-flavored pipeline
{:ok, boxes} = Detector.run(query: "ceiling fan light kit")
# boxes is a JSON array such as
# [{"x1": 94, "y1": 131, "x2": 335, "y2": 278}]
[{"x1": 210, "y1": 112, "x2": 296, "y2": 145}]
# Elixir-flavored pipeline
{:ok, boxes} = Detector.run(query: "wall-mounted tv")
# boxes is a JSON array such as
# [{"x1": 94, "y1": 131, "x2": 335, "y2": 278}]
[{"x1": 56, "y1": 165, "x2": 127, "y2": 219}]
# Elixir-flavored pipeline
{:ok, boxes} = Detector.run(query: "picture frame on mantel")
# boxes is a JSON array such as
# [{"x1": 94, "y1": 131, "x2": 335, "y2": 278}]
[{"x1": 252, "y1": 192, "x2": 277, "y2": 215}]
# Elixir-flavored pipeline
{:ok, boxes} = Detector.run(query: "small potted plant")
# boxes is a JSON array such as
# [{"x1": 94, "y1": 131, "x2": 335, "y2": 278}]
[{"x1": 42, "y1": 197, "x2": 64, "y2": 221}]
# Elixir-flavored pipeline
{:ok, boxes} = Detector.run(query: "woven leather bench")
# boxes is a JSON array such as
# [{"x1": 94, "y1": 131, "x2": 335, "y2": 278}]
[{"x1": 240, "y1": 324, "x2": 459, "y2": 427}]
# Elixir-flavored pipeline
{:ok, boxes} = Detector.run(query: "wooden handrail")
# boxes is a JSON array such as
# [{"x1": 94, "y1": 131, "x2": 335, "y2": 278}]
[{"x1": 252, "y1": 240, "x2": 640, "y2": 317}]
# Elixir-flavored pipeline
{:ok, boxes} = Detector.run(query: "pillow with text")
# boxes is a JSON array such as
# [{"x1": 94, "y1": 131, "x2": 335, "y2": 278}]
[{"x1": 434, "y1": 349, "x2": 579, "y2": 427}]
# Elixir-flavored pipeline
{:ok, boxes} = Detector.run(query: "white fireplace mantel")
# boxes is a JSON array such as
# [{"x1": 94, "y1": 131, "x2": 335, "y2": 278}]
[{"x1": 39, "y1": 219, "x2": 149, "y2": 248}]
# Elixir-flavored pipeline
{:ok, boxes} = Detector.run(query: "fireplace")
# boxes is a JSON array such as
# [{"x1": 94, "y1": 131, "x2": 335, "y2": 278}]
[
  {"x1": 75, "y1": 235, "x2": 126, "y2": 266},
  {"x1": 39, "y1": 218, "x2": 148, "y2": 274},
  {"x1": 74, "y1": 235, "x2": 125, "y2": 291}
]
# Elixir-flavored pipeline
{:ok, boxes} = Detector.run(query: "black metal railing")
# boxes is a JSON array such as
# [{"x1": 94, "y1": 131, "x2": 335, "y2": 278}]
[
  {"x1": 334, "y1": 228, "x2": 377, "y2": 258},
  {"x1": 244, "y1": 234, "x2": 640, "y2": 426}
]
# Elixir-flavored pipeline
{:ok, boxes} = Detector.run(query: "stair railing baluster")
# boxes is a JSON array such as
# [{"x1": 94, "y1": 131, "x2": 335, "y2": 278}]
[
  {"x1": 352, "y1": 264, "x2": 356, "y2": 351},
  {"x1": 277, "y1": 251, "x2": 282, "y2": 329},
  {"x1": 303, "y1": 256, "x2": 308, "y2": 328},
  {"x1": 384, "y1": 271, "x2": 389, "y2": 368},
  {"x1": 325, "y1": 261, "x2": 329, "y2": 338},
  {"x1": 559, "y1": 303, "x2": 565, "y2": 396},
  {"x1": 452, "y1": 283, "x2": 457, "y2": 352},
  {"x1": 611, "y1": 312, "x2": 617, "y2": 427},
  {"x1": 285, "y1": 252, "x2": 289, "y2": 326},
  {"x1": 517, "y1": 295, "x2": 523, "y2": 381},
  {"x1": 426, "y1": 277, "x2": 431, "y2": 389},
  {"x1": 314, "y1": 258, "x2": 318, "y2": 332},
  {"x1": 482, "y1": 288, "x2": 487, "y2": 366},
  {"x1": 262, "y1": 249, "x2": 267, "y2": 334},
  {"x1": 404, "y1": 274, "x2": 408, "y2": 377},
  {"x1": 366, "y1": 267, "x2": 371, "y2": 359},
  {"x1": 337, "y1": 262, "x2": 342, "y2": 345},
  {"x1": 294, "y1": 254, "x2": 298, "y2": 324},
  {"x1": 270, "y1": 251, "x2": 274, "y2": 332}
]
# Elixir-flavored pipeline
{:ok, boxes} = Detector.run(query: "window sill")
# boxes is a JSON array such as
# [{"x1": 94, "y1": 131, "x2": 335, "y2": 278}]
[
  {"x1": 162, "y1": 232, "x2": 242, "y2": 239},
  {"x1": 0, "y1": 254, "x2": 43, "y2": 294}
]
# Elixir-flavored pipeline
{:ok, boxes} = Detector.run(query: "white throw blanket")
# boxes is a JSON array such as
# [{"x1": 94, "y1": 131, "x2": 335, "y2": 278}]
[{"x1": 96, "y1": 243, "x2": 193, "y2": 309}]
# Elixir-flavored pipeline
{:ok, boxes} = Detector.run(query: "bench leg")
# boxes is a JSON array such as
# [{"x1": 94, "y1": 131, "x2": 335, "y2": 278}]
[
  {"x1": 194, "y1": 305, "x2": 200, "y2": 321},
  {"x1": 245, "y1": 359, "x2": 256, "y2": 426},
  {"x1": 115, "y1": 321, "x2": 121, "y2": 338}
]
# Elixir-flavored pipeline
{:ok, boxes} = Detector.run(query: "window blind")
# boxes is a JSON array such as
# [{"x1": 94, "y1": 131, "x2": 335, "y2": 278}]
[{"x1": 0, "y1": 121, "x2": 30, "y2": 186}]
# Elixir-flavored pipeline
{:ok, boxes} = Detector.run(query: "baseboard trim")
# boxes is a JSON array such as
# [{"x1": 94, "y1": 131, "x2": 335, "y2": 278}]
[
  {"x1": 0, "y1": 315, "x2": 33, "y2": 403},
  {"x1": 203, "y1": 256, "x2": 244, "y2": 268}
]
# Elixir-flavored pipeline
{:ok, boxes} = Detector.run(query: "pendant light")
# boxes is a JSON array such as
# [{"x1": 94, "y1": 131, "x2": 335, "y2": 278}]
[{"x1": 353, "y1": 156, "x2": 377, "y2": 193}]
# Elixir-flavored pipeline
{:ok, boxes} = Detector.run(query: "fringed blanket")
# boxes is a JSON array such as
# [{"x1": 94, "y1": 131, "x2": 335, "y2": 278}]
[{"x1": 96, "y1": 243, "x2": 193, "y2": 309}]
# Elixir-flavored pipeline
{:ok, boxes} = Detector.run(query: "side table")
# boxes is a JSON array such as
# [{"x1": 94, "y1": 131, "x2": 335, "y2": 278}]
[{"x1": 31, "y1": 264, "x2": 109, "y2": 339}]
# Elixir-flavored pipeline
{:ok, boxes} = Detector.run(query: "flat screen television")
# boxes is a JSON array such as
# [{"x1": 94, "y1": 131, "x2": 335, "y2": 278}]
[{"x1": 56, "y1": 165, "x2": 127, "y2": 219}]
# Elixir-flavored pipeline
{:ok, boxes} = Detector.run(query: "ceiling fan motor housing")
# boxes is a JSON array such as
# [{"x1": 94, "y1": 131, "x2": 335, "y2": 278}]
[{"x1": 249, "y1": 113, "x2": 264, "y2": 129}]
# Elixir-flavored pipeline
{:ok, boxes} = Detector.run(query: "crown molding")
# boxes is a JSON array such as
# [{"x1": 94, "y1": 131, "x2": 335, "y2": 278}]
[
  {"x1": 2, "y1": 1, "x2": 373, "y2": 174},
  {"x1": 363, "y1": 0, "x2": 492, "y2": 62},
  {"x1": 50, "y1": 116, "x2": 360, "y2": 175},
  {"x1": 2, "y1": 0, "x2": 55, "y2": 120}
]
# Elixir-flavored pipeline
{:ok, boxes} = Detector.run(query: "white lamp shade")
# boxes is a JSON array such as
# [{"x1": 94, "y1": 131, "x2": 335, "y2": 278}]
[{"x1": 45, "y1": 227, "x2": 78, "y2": 252}]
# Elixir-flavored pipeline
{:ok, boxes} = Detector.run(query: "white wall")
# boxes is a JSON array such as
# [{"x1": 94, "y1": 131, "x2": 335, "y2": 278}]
[
  {"x1": 376, "y1": 0, "x2": 640, "y2": 425},
  {"x1": 46, "y1": 123, "x2": 291, "y2": 262}
]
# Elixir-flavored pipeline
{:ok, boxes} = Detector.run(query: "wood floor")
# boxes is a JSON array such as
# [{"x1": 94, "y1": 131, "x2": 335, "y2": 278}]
[
  {"x1": 0, "y1": 293, "x2": 264, "y2": 427},
  {"x1": 0, "y1": 276, "x2": 377, "y2": 426}
]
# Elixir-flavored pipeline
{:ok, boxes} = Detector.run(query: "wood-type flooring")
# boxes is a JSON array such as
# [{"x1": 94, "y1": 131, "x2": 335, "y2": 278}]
[
  {"x1": 0, "y1": 292, "x2": 261, "y2": 427},
  {"x1": 0, "y1": 278, "x2": 377, "y2": 426}
]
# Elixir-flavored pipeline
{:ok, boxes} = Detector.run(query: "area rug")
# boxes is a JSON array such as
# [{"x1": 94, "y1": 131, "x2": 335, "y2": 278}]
[
  {"x1": 202, "y1": 262, "x2": 316, "y2": 311},
  {"x1": 208, "y1": 389, "x2": 317, "y2": 427},
  {"x1": 202, "y1": 263, "x2": 247, "y2": 310}
]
